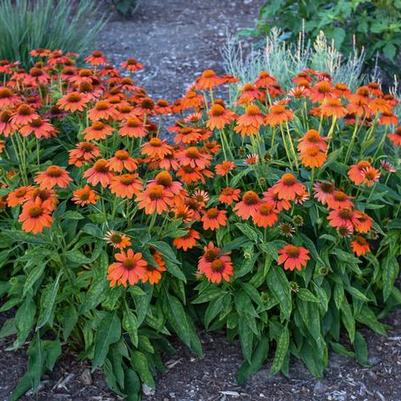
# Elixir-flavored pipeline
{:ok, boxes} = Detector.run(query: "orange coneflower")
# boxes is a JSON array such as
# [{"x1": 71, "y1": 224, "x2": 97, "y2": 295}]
[
  {"x1": 219, "y1": 187, "x2": 240, "y2": 205},
  {"x1": 252, "y1": 202, "x2": 279, "y2": 228},
  {"x1": 173, "y1": 126, "x2": 205, "y2": 145},
  {"x1": 328, "y1": 208, "x2": 358, "y2": 232},
  {"x1": 0, "y1": 110, "x2": 15, "y2": 137},
  {"x1": 85, "y1": 50, "x2": 107, "y2": 66},
  {"x1": 299, "y1": 146, "x2": 327, "y2": 168},
  {"x1": 88, "y1": 100, "x2": 117, "y2": 121},
  {"x1": 107, "y1": 150, "x2": 137, "y2": 172},
  {"x1": 104, "y1": 230, "x2": 131, "y2": 250},
  {"x1": 35, "y1": 165, "x2": 72, "y2": 189},
  {"x1": 136, "y1": 184, "x2": 174, "y2": 215},
  {"x1": 234, "y1": 104, "x2": 264, "y2": 136},
  {"x1": 353, "y1": 211, "x2": 373, "y2": 233},
  {"x1": 143, "y1": 248, "x2": 166, "y2": 285},
  {"x1": 84, "y1": 159, "x2": 114, "y2": 187},
  {"x1": 142, "y1": 137, "x2": 172, "y2": 159},
  {"x1": 198, "y1": 242, "x2": 233, "y2": 284},
  {"x1": 58, "y1": 91, "x2": 90, "y2": 112},
  {"x1": 192, "y1": 189, "x2": 209, "y2": 208},
  {"x1": 11, "y1": 104, "x2": 39, "y2": 126},
  {"x1": 334, "y1": 82, "x2": 351, "y2": 98},
  {"x1": 361, "y1": 166, "x2": 380, "y2": 187},
  {"x1": 388, "y1": 127, "x2": 401, "y2": 147},
  {"x1": 234, "y1": 191, "x2": 261, "y2": 220},
  {"x1": 68, "y1": 142, "x2": 100, "y2": 167},
  {"x1": 107, "y1": 249, "x2": 147, "y2": 287},
  {"x1": 115, "y1": 104, "x2": 136, "y2": 121},
  {"x1": 326, "y1": 190, "x2": 354, "y2": 210},
  {"x1": 173, "y1": 228, "x2": 200, "y2": 251},
  {"x1": 83, "y1": 121, "x2": 113, "y2": 141},
  {"x1": 379, "y1": 111, "x2": 397, "y2": 126},
  {"x1": 308, "y1": 80, "x2": 334, "y2": 103},
  {"x1": 7, "y1": 185, "x2": 34, "y2": 207},
  {"x1": 245, "y1": 153, "x2": 259, "y2": 165},
  {"x1": 28, "y1": 187, "x2": 58, "y2": 211},
  {"x1": 215, "y1": 160, "x2": 235, "y2": 176},
  {"x1": 149, "y1": 171, "x2": 183, "y2": 197},
  {"x1": 155, "y1": 99, "x2": 172, "y2": 115},
  {"x1": 72, "y1": 185, "x2": 97, "y2": 206},
  {"x1": 207, "y1": 104, "x2": 236, "y2": 130},
  {"x1": 18, "y1": 199, "x2": 53, "y2": 233},
  {"x1": 201, "y1": 207, "x2": 227, "y2": 231},
  {"x1": 176, "y1": 165, "x2": 212, "y2": 184},
  {"x1": 351, "y1": 236, "x2": 370, "y2": 256},
  {"x1": 265, "y1": 103, "x2": 294, "y2": 127},
  {"x1": 194, "y1": 69, "x2": 224, "y2": 90},
  {"x1": 319, "y1": 98, "x2": 347, "y2": 118},
  {"x1": 110, "y1": 173, "x2": 142, "y2": 199},
  {"x1": 348, "y1": 161, "x2": 372, "y2": 185},
  {"x1": 313, "y1": 181, "x2": 335, "y2": 205},
  {"x1": 177, "y1": 147, "x2": 212, "y2": 169},
  {"x1": 119, "y1": 116, "x2": 147, "y2": 138},
  {"x1": 272, "y1": 173, "x2": 306, "y2": 201},
  {"x1": 121, "y1": 57, "x2": 144, "y2": 72},
  {"x1": 236, "y1": 83, "x2": 264, "y2": 104},
  {"x1": 278, "y1": 244, "x2": 310, "y2": 271},
  {"x1": 19, "y1": 117, "x2": 56, "y2": 139},
  {"x1": 263, "y1": 187, "x2": 291, "y2": 212},
  {"x1": 297, "y1": 129, "x2": 327, "y2": 153},
  {"x1": 369, "y1": 98, "x2": 391, "y2": 114},
  {"x1": 255, "y1": 71, "x2": 277, "y2": 88},
  {"x1": 0, "y1": 87, "x2": 20, "y2": 108}
]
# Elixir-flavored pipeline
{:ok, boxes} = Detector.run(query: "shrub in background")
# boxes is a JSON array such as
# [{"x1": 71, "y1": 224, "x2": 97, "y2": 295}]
[
  {"x1": 241, "y1": 0, "x2": 401, "y2": 80},
  {"x1": 110, "y1": 0, "x2": 141, "y2": 17},
  {"x1": 0, "y1": 0, "x2": 106, "y2": 68}
]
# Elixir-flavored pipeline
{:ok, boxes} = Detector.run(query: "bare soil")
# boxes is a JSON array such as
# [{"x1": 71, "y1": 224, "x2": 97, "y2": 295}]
[{"x1": 1, "y1": 1, "x2": 401, "y2": 400}]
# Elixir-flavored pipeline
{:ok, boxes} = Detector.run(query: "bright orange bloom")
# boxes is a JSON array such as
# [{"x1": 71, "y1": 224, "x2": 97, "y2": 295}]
[
  {"x1": 176, "y1": 165, "x2": 212, "y2": 184},
  {"x1": 85, "y1": 50, "x2": 107, "y2": 66},
  {"x1": 263, "y1": 187, "x2": 291, "y2": 212},
  {"x1": 252, "y1": 202, "x2": 279, "y2": 228},
  {"x1": 11, "y1": 104, "x2": 39, "y2": 126},
  {"x1": 379, "y1": 111, "x2": 397, "y2": 126},
  {"x1": 215, "y1": 160, "x2": 235, "y2": 176},
  {"x1": 105, "y1": 230, "x2": 131, "y2": 250},
  {"x1": 173, "y1": 228, "x2": 200, "y2": 251},
  {"x1": 0, "y1": 87, "x2": 19, "y2": 108},
  {"x1": 0, "y1": 110, "x2": 15, "y2": 137},
  {"x1": 72, "y1": 185, "x2": 97, "y2": 206},
  {"x1": 299, "y1": 146, "x2": 327, "y2": 168},
  {"x1": 369, "y1": 98, "x2": 391, "y2": 114},
  {"x1": 177, "y1": 147, "x2": 212, "y2": 169},
  {"x1": 143, "y1": 248, "x2": 166, "y2": 284},
  {"x1": 234, "y1": 104, "x2": 264, "y2": 136},
  {"x1": 136, "y1": 184, "x2": 174, "y2": 214},
  {"x1": 142, "y1": 137, "x2": 172, "y2": 159},
  {"x1": 83, "y1": 121, "x2": 113, "y2": 141},
  {"x1": 245, "y1": 153, "x2": 258, "y2": 165},
  {"x1": 348, "y1": 161, "x2": 372, "y2": 185},
  {"x1": 194, "y1": 69, "x2": 224, "y2": 90},
  {"x1": 88, "y1": 100, "x2": 117, "y2": 121},
  {"x1": 149, "y1": 171, "x2": 183, "y2": 197},
  {"x1": 319, "y1": 98, "x2": 347, "y2": 118},
  {"x1": 28, "y1": 187, "x2": 58, "y2": 211},
  {"x1": 313, "y1": 181, "x2": 335, "y2": 205},
  {"x1": 173, "y1": 126, "x2": 204, "y2": 145},
  {"x1": 107, "y1": 249, "x2": 147, "y2": 287},
  {"x1": 119, "y1": 117, "x2": 147, "y2": 138},
  {"x1": 308, "y1": 80, "x2": 334, "y2": 103},
  {"x1": 388, "y1": 127, "x2": 401, "y2": 147},
  {"x1": 110, "y1": 173, "x2": 142, "y2": 199},
  {"x1": 278, "y1": 244, "x2": 310, "y2": 271},
  {"x1": 68, "y1": 142, "x2": 100, "y2": 167},
  {"x1": 201, "y1": 207, "x2": 227, "y2": 230},
  {"x1": 121, "y1": 58, "x2": 144, "y2": 73},
  {"x1": 236, "y1": 83, "x2": 264, "y2": 104},
  {"x1": 7, "y1": 186, "x2": 34, "y2": 207},
  {"x1": 84, "y1": 159, "x2": 114, "y2": 187},
  {"x1": 254, "y1": 71, "x2": 276, "y2": 88},
  {"x1": 19, "y1": 199, "x2": 53, "y2": 233},
  {"x1": 198, "y1": 242, "x2": 233, "y2": 284},
  {"x1": 272, "y1": 173, "x2": 306, "y2": 201},
  {"x1": 265, "y1": 104, "x2": 294, "y2": 127},
  {"x1": 362, "y1": 166, "x2": 381, "y2": 187},
  {"x1": 328, "y1": 208, "x2": 358, "y2": 232},
  {"x1": 207, "y1": 104, "x2": 236, "y2": 130},
  {"x1": 353, "y1": 211, "x2": 373, "y2": 233},
  {"x1": 107, "y1": 150, "x2": 137, "y2": 172},
  {"x1": 351, "y1": 236, "x2": 370, "y2": 256},
  {"x1": 326, "y1": 190, "x2": 354, "y2": 210},
  {"x1": 298, "y1": 129, "x2": 327, "y2": 153},
  {"x1": 234, "y1": 191, "x2": 261, "y2": 220},
  {"x1": 35, "y1": 165, "x2": 72, "y2": 189},
  {"x1": 19, "y1": 117, "x2": 56, "y2": 139},
  {"x1": 219, "y1": 187, "x2": 240, "y2": 205},
  {"x1": 58, "y1": 91, "x2": 90, "y2": 112}
]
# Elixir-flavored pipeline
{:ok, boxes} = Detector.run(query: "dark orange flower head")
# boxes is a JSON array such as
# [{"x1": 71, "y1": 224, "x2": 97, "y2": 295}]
[
  {"x1": 104, "y1": 230, "x2": 131, "y2": 250},
  {"x1": 351, "y1": 236, "x2": 370, "y2": 256},
  {"x1": 84, "y1": 159, "x2": 114, "y2": 187},
  {"x1": 18, "y1": 199, "x2": 53, "y2": 234},
  {"x1": 234, "y1": 104, "x2": 264, "y2": 136},
  {"x1": 35, "y1": 165, "x2": 72, "y2": 189},
  {"x1": 173, "y1": 228, "x2": 200, "y2": 251},
  {"x1": 72, "y1": 185, "x2": 97, "y2": 206},
  {"x1": 198, "y1": 242, "x2": 233, "y2": 284},
  {"x1": 273, "y1": 173, "x2": 306, "y2": 201},
  {"x1": 234, "y1": 191, "x2": 261, "y2": 220},
  {"x1": 278, "y1": 244, "x2": 310, "y2": 271}
]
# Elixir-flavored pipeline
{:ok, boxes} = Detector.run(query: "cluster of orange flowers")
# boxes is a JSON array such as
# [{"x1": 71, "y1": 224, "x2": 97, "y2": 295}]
[{"x1": 1, "y1": 49, "x2": 399, "y2": 287}]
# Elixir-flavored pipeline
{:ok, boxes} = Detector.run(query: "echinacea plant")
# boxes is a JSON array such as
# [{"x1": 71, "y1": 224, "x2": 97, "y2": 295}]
[{"x1": 0, "y1": 49, "x2": 400, "y2": 401}]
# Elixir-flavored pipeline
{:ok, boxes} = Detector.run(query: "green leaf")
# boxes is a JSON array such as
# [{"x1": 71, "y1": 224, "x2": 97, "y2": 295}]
[
  {"x1": 36, "y1": 271, "x2": 62, "y2": 330},
  {"x1": 354, "y1": 332, "x2": 368, "y2": 366},
  {"x1": 131, "y1": 351, "x2": 155, "y2": 387},
  {"x1": 93, "y1": 312, "x2": 121, "y2": 369},
  {"x1": 63, "y1": 210, "x2": 84, "y2": 220},
  {"x1": 382, "y1": 255, "x2": 399, "y2": 301},
  {"x1": 23, "y1": 263, "x2": 46, "y2": 297},
  {"x1": 14, "y1": 296, "x2": 36, "y2": 348},
  {"x1": 62, "y1": 305, "x2": 78, "y2": 341},
  {"x1": 123, "y1": 307, "x2": 139, "y2": 347},
  {"x1": 297, "y1": 288, "x2": 319, "y2": 303},
  {"x1": 266, "y1": 267, "x2": 292, "y2": 320},
  {"x1": 270, "y1": 326, "x2": 289, "y2": 375},
  {"x1": 235, "y1": 223, "x2": 262, "y2": 242},
  {"x1": 66, "y1": 249, "x2": 91, "y2": 264},
  {"x1": 124, "y1": 369, "x2": 141, "y2": 401},
  {"x1": 341, "y1": 297, "x2": 355, "y2": 343},
  {"x1": 238, "y1": 316, "x2": 254, "y2": 363}
]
